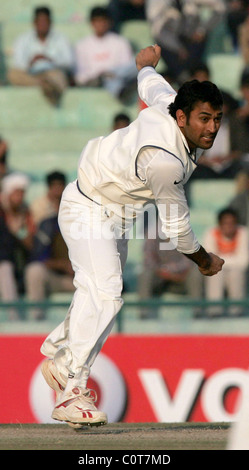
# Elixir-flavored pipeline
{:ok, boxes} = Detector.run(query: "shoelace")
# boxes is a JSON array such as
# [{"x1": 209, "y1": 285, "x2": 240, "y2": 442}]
[
  {"x1": 83, "y1": 388, "x2": 97, "y2": 404},
  {"x1": 71, "y1": 387, "x2": 98, "y2": 405}
]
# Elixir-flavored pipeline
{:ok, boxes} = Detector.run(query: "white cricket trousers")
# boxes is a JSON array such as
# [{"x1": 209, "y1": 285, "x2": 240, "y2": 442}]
[{"x1": 40, "y1": 181, "x2": 128, "y2": 388}]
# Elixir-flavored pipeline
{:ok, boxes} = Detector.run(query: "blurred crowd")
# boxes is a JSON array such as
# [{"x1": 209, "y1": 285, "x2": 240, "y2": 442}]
[
  {"x1": 0, "y1": 0, "x2": 249, "y2": 321},
  {"x1": 3, "y1": 1, "x2": 249, "y2": 104}
]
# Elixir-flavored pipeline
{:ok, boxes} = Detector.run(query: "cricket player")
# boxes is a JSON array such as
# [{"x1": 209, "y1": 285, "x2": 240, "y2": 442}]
[{"x1": 41, "y1": 45, "x2": 224, "y2": 427}]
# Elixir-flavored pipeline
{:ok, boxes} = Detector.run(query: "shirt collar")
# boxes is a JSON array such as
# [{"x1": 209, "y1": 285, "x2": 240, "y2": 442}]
[{"x1": 176, "y1": 122, "x2": 203, "y2": 162}]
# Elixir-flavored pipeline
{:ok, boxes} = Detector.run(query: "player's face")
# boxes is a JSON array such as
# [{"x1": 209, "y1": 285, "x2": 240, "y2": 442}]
[{"x1": 177, "y1": 101, "x2": 223, "y2": 151}]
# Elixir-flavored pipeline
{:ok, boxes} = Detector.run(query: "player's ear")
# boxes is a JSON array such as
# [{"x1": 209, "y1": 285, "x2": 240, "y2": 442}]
[{"x1": 176, "y1": 109, "x2": 187, "y2": 129}]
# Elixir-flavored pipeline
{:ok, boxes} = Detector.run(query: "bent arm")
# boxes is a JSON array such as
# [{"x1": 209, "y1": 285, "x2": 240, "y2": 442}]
[
  {"x1": 141, "y1": 149, "x2": 200, "y2": 253},
  {"x1": 141, "y1": 149, "x2": 224, "y2": 275},
  {"x1": 136, "y1": 46, "x2": 176, "y2": 107}
]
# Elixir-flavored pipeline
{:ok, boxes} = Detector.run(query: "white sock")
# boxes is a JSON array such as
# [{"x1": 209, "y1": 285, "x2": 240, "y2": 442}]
[{"x1": 63, "y1": 366, "x2": 90, "y2": 395}]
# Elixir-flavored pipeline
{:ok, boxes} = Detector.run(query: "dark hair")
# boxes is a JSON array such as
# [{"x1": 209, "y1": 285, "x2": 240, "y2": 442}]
[
  {"x1": 90, "y1": 6, "x2": 111, "y2": 21},
  {"x1": 217, "y1": 208, "x2": 238, "y2": 223},
  {"x1": 168, "y1": 80, "x2": 223, "y2": 121},
  {"x1": 0, "y1": 138, "x2": 8, "y2": 164},
  {"x1": 34, "y1": 6, "x2": 51, "y2": 20},
  {"x1": 189, "y1": 62, "x2": 210, "y2": 77},
  {"x1": 113, "y1": 113, "x2": 130, "y2": 125},
  {"x1": 241, "y1": 67, "x2": 249, "y2": 87},
  {"x1": 46, "y1": 171, "x2": 66, "y2": 186}
]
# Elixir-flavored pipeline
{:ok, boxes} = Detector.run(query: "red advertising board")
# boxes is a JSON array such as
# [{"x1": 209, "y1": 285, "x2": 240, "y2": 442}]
[{"x1": 1, "y1": 334, "x2": 249, "y2": 424}]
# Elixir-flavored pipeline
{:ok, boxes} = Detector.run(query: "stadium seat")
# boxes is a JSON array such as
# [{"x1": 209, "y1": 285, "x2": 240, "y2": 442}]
[
  {"x1": 190, "y1": 180, "x2": 236, "y2": 241},
  {"x1": 120, "y1": 20, "x2": 153, "y2": 52},
  {"x1": 0, "y1": 86, "x2": 138, "y2": 189},
  {"x1": 120, "y1": 20, "x2": 166, "y2": 72},
  {"x1": 207, "y1": 53, "x2": 244, "y2": 96},
  {"x1": 204, "y1": 20, "x2": 233, "y2": 57},
  {"x1": 0, "y1": 0, "x2": 107, "y2": 23}
]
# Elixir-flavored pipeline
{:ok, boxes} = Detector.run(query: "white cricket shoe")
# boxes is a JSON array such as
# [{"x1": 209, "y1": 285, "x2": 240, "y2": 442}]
[
  {"x1": 52, "y1": 386, "x2": 108, "y2": 426},
  {"x1": 41, "y1": 358, "x2": 67, "y2": 400},
  {"x1": 41, "y1": 359, "x2": 83, "y2": 429}
]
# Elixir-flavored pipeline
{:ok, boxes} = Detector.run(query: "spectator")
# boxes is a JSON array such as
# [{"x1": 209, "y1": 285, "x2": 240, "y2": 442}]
[
  {"x1": 0, "y1": 172, "x2": 34, "y2": 252},
  {"x1": 188, "y1": 62, "x2": 211, "y2": 82},
  {"x1": 235, "y1": 168, "x2": 249, "y2": 193},
  {"x1": 229, "y1": 72, "x2": 249, "y2": 169},
  {"x1": 107, "y1": 0, "x2": 146, "y2": 32},
  {"x1": 31, "y1": 171, "x2": 66, "y2": 225},
  {"x1": 0, "y1": 172, "x2": 35, "y2": 319},
  {"x1": 137, "y1": 212, "x2": 202, "y2": 318},
  {"x1": 145, "y1": 0, "x2": 225, "y2": 83},
  {"x1": 227, "y1": 0, "x2": 249, "y2": 50},
  {"x1": 8, "y1": 6, "x2": 75, "y2": 106},
  {"x1": 25, "y1": 205, "x2": 75, "y2": 321},
  {"x1": 203, "y1": 208, "x2": 249, "y2": 317},
  {"x1": 0, "y1": 207, "x2": 19, "y2": 320},
  {"x1": 0, "y1": 137, "x2": 10, "y2": 186},
  {"x1": 229, "y1": 170, "x2": 249, "y2": 227},
  {"x1": 112, "y1": 112, "x2": 131, "y2": 130},
  {"x1": 239, "y1": 11, "x2": 249, "y2": 64},
  {"x1": 74, "y1": 6, "x2": 137, "y2": 102}
]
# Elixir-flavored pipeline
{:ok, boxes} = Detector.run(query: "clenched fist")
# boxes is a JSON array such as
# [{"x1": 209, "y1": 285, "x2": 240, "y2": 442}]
[
  {"x1": 136, "y1": 45, "x2": 161, "y2": 71},
  {"x1": 198, "y1": 252, "x2": 225, "y2": 276}
]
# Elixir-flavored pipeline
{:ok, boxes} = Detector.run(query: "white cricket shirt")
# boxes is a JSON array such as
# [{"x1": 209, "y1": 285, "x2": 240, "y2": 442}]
[{"x1": 77, "y1": 67, "x2": 203, "y2": 254}]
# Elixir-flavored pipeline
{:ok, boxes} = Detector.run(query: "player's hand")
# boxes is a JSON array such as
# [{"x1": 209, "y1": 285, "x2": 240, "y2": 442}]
[
  {"x1": 198, "y1": 252, "x2": 224, "y2": 276},
  {"x1": 136, "y1": 45, "x2": 161, "y2": 71}
]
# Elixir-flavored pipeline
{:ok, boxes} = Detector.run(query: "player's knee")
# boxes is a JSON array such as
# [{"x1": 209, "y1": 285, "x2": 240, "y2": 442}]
[{"x1": 74, "y1": 269, "x2": 123, "y2": 302}]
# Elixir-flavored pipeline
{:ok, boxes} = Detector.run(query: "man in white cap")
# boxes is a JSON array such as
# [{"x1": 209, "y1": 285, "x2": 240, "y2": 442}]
[{"x1": 0, "y1": 172, "x2": 35, "y2": 319}]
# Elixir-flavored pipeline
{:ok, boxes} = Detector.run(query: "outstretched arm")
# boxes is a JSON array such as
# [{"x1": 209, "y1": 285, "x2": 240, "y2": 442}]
[
  {"x1": 142, "y1": 147, "x2": 225, "y2": 277},
  {"x1": 136, "y1": 45, "x2": 177, "y2": 108}
]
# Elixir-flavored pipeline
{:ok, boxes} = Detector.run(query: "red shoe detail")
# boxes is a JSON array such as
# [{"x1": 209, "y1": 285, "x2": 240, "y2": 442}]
[
  {"x1": 55, "y1": 397, "x2": 77, "y2": 409},
  {"x1": 75, "y1": 407, "x2": 93, "y2": 419}
]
